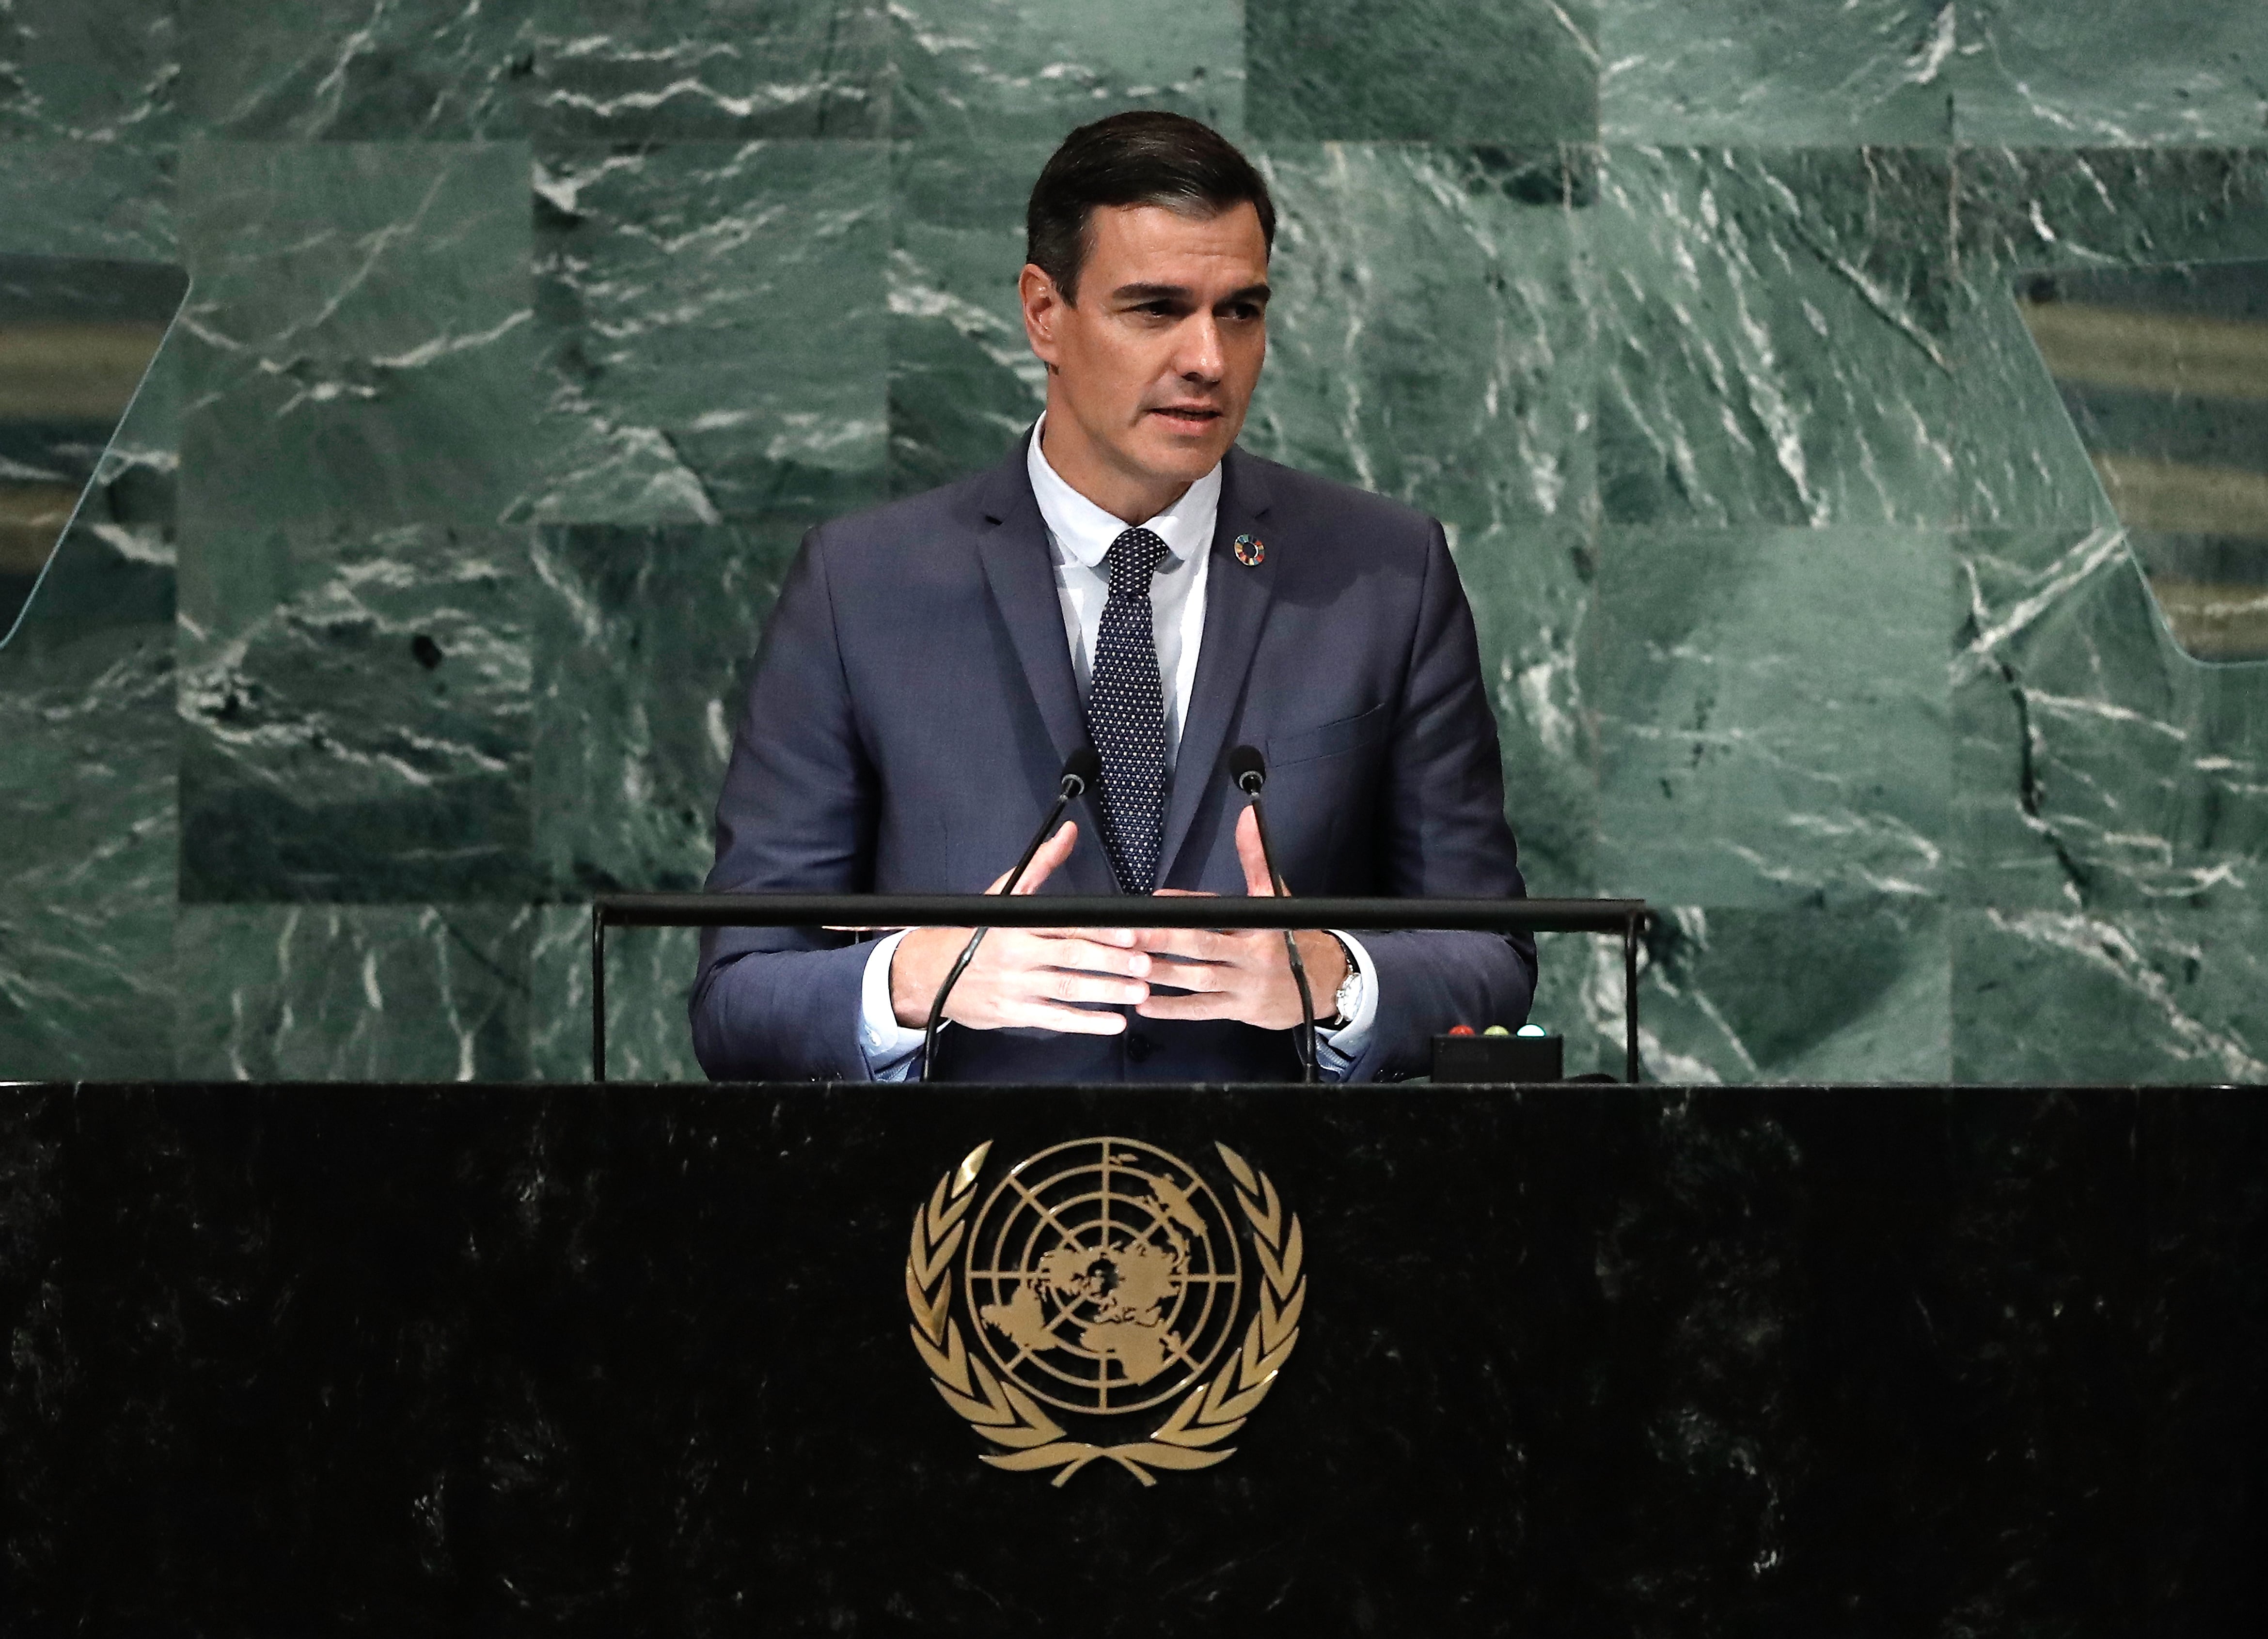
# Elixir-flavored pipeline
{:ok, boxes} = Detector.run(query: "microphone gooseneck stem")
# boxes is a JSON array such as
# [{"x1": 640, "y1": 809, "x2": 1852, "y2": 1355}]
[
  {"x1": 1243, "y1": 788, "x2": 1318, "y2": 1085},
  {"x1": 920, "y1": 778, "x2": 1082, "y2": 1082}
]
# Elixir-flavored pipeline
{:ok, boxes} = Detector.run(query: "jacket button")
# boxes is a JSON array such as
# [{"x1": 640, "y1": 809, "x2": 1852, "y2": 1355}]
[{"x1": 1125, "y1": 1031, "x2": 1153, "y2": 1063}]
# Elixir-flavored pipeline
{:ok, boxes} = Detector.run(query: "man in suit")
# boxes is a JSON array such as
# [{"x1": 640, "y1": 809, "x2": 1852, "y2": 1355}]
[{"x1": 692, "y1": 111, "x2": 1534, "y2": 1083}]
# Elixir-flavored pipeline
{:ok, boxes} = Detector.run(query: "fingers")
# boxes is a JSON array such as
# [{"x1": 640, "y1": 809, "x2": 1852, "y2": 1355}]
[
  {"x1": 1009, "y1": 821, "x2": 1076, "y2": 894},
  {"x1": 1002, "y1": 933, "x2": 1152, "y2": 1002},
  {"x1": 997, "y1": 1000, "x2": 1131, "y2": 1035},
  {"x1": 1138, "y1": 956, "x2": 1234, "y2": 994},
  {"x1": 1133, "y1": 946, "x2": 1307, "y2": 1030},
  {"x1": 942, "y1": 929, "x2": 1153, "y2": 1032},
  {"x1": 1015, "y1": 934, "x2": 1149, "y2": 976},
  {"x1": 1031, "y1": 968, "x2": 1151, "y2": 1007},
  {"x1": 936, "y1": 810, "x2": 1316, "y2": 1036},
  {"x1": 1136, "y1": 927, "x2": 1289, "y2": 987},
  {"x1": 942, "y1": 975, "x2": 1140, "y2": 1033},
  {"x1": 985, "y1": 821, "x2": 1079, "y2": 895},
  {"x1": 1134, "y1": 989, "x2": 1248, "y2": 1022},
  {"x1": 1129, "y1": 924, "x2": 1308, "y2": 1029},
  {"x1": 1131, "y1": 926, "x2": 1238, "y2": 965},
  {"x1": 1031, "y1": 925, "x2": 1137, "y2": 949},
  {"x1": 1234, "y1": 805, "x2": 1278, "y2": 898},
  {"x1": 1135, "y1": 892, "x2": 1216, "y2": 959}
]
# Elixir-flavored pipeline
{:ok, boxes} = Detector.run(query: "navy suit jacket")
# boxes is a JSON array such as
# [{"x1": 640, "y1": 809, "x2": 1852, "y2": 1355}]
[{"x1": 691, "y1": 437, "x2": 1535, "y2": 1082}]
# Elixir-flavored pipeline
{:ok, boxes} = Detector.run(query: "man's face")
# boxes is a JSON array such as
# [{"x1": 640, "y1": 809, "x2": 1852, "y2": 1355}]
[{"x1": 1021, "y1": 201, "x2": 1271, "y2": 498}]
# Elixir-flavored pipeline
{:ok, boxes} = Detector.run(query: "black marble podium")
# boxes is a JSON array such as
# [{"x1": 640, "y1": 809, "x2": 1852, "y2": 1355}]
[{"x1": 1, "y1": 1083, "x2": 2262, "y2": 1634}]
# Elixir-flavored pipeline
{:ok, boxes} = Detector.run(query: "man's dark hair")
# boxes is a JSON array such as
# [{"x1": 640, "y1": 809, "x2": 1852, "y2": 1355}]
[{"x1": 1026, "y1": 111, "x2": 1276, "y2": 303}]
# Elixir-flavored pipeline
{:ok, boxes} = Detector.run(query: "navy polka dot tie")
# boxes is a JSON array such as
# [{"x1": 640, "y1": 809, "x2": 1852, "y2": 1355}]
[{"x1": 1086, "y1": 527, "x2": 1170, "y2": 895}]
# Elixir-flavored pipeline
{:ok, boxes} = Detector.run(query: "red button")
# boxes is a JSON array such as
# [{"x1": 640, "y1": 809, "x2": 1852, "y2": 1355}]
[{"x1": 1448, "y1": 1025, "x2": 1476, "y2": 1036}]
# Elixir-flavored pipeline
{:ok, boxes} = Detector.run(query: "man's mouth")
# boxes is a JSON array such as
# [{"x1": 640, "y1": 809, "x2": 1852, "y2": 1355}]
[{"x1": 1150, "y1": 405, "x2": 1223, "y2": 429}]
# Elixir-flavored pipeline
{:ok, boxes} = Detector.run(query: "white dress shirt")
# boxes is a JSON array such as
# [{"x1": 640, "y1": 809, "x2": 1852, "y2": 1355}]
[{"x1": 857, "y1": 420, "x2": 1377, "y2": 1079}]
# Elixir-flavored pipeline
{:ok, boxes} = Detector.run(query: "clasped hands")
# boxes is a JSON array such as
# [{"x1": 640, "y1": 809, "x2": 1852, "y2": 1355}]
[{"x1": 888, "y1": 806, "x2": 1346, "y2": 1035}]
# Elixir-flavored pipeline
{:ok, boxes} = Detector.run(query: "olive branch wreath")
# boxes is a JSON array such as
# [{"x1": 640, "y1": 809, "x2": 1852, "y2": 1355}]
[{"x1": 905, "y1": 1139, "x2": 1306, "y2": 1488}]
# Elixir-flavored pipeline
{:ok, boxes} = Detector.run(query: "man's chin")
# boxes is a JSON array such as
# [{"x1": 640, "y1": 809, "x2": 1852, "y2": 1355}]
[{"x1": 1133, "y1": 416, "x2": 1235, "y2": 469}]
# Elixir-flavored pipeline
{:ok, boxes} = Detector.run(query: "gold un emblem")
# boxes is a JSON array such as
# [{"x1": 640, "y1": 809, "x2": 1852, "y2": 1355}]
[{"x1": 905, "y1": 1137, "x2": 1307, "y2": 1486}]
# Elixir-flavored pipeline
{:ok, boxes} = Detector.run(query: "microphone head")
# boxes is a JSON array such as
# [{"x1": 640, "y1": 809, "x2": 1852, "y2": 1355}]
[
  {"x1": 1060, "y1": 745, "x2": 1102, "y2": 796},
  {"x1": 1228, "y1": 744, "x2": 1266, "y2": 794}
]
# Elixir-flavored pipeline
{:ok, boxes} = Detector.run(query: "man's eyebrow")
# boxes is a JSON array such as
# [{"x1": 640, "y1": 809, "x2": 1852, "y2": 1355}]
[{"x1": 1108, "y1": 281, "x2": 1273, "y2": 306}]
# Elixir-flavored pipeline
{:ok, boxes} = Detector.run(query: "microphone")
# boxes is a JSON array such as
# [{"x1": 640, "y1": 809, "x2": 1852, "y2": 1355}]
[
  {"x1": 1226, "y1": 745, "x2": 1318, "y2": 1084},
  {"x1": 920, "y1": 746, "x2": 1101, "y2": 1082}
]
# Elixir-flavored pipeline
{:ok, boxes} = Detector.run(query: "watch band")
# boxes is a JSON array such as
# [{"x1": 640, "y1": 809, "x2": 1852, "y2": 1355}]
[{"x1": 1321, "y1": 933, "x2": 1360, "y2": 1030}]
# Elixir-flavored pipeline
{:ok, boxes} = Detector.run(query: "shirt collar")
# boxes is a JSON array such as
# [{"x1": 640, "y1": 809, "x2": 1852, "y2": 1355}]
[{"x1": 1026, "y1": 413, "x2": 1223, "y2": 571}]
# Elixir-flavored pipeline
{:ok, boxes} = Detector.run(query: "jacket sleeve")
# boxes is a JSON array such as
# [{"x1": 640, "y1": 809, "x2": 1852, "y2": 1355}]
[
  {"x1": 1342, "y1": 519, "x2": 1538, "y2": 1081},
  {"x1": 689, "y1": 527, "x2": 882, "y2": 1081}
]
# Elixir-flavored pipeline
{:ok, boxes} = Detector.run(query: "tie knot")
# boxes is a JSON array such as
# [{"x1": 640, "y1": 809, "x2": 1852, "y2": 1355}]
[{"x1": 1106, "y1": 527, "x2": 1169, "y2": 593}]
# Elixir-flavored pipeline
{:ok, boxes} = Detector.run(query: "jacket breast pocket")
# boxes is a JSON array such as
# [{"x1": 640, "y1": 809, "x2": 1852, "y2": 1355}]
[{"x1": 1264, "y1": 702, "x2": 1389, "y2": 770}]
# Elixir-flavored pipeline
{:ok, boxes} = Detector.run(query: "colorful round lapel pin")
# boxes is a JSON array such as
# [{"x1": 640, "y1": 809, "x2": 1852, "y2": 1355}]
[{"x1": 1233, "y1": 533, "x2": 1265, "y2": 567}]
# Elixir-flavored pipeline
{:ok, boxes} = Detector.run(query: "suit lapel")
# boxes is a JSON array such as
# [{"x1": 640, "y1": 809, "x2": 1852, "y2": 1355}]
[
  {"x1": 976, "y1": 438, "x2": 1088, "y2": 773},
  {"x1": 1158, "y1": 448, "x2": 1276, "y2": 883},
  {"x1": 974, "y1": 437, "x2": 1117, "y2": 893}
]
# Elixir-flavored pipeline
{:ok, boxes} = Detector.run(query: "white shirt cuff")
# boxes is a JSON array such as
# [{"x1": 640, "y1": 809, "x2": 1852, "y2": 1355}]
[
  {"x1": 858, "y1": 930, "x2": 925, "y2": 1082},
  {"x1": 1312, "y1": 930, "x2": 1378, "y2": 1079}
]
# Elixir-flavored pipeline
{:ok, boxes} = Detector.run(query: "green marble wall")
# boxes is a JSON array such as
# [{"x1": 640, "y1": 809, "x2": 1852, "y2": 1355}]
[{"x1": 4, "y1": 1, "x2": 2266, "y2": 1083}]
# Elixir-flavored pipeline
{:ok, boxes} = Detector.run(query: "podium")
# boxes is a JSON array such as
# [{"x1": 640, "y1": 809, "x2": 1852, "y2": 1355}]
[{"x1": 1, "y1": 1081, "x2": 2261, "y2": 1630}]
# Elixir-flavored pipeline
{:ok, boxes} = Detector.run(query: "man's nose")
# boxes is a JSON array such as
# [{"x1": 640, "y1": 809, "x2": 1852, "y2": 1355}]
[{"x1": 1174, "y1": 313, "x2": 1225, "y2": 383}]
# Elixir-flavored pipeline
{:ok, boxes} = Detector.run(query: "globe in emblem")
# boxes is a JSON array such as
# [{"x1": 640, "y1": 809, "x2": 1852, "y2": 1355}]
[{"x1": 964, "y1": 1138, "x2": 1244, "y2": 1416}]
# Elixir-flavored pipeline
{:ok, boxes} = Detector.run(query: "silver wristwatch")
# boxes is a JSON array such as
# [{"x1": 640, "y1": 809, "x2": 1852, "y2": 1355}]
[{"x1": 1321, "y1": 935, "x2": 1362, "y2": 1030}]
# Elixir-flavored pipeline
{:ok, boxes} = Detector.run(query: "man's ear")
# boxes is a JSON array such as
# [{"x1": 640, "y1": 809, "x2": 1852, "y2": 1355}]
[{"x1": 1020, "y1": 262, "x2": 1069, "y2": 369}]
